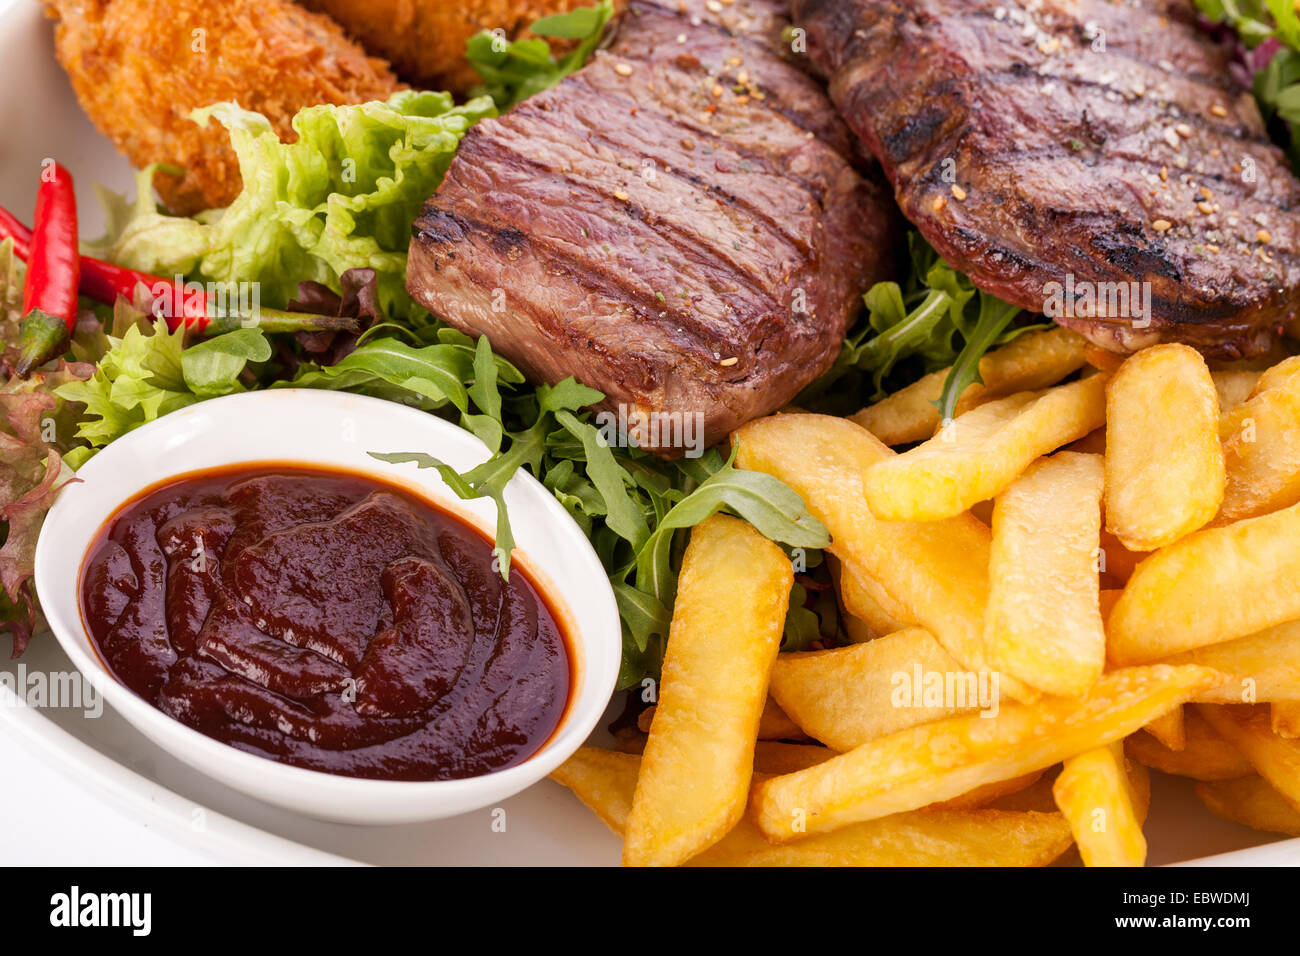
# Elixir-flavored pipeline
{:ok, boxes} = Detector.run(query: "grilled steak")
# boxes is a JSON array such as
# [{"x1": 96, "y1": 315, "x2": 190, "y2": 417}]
[
  {"x1": 794, "y1": 0, "x2": 1300, "y2": 359},
  {"x1": 407, "y1": 0, "x2": 897, "y2": 453}
]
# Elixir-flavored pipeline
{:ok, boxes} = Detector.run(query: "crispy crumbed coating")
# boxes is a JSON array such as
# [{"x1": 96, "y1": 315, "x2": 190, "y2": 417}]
[
  {"x1": 298, "y1": 0, "x2": 596, "y2": 92},
  {"x1": 45, "y1": 0, "x2": 402, "y2": 215}
]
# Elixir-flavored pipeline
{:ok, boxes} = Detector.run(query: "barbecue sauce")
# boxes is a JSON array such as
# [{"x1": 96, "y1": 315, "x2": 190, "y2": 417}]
[{"x1": 80, "y1": 466, "x2": 571, "y2": 781}]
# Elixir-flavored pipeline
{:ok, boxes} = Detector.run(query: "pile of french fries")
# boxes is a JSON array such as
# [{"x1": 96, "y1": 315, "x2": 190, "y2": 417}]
[{"x1": 552, "y1": 327, "x2": 1300, "y2": 866}]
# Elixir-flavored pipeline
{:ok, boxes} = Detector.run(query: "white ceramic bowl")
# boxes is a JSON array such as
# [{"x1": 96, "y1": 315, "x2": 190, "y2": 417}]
[{"x1": 34, "y1": 389, "x2": 620, "y2": 825}]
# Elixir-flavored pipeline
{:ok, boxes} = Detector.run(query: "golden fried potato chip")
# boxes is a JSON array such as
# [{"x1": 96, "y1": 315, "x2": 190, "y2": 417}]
[
  {"x1": 552, "y1": 747, "x2": 1073, "y2": 866},
  {"x1": 768, "y1": 627, "x2": 976, "y2": 750},
  {"x1": 1218, "y1": 356, "x2": 1300, "y2": 523},
  {"x1": 623, "y1": 515, "x2": 792, "y2": 867},
  {"x1": 1097, "y1": 529, "x2": 1148, "y2": 590},
  {"x1": 1108, "y1": 502, "x2": 1300, "y2": 664},
  {"x1": 1143, "y1": 706, "x2": 1186, "y2": 751},
  {"x1": 849, "y1": 327, "x2": 1087, "y2": 446},
  {"x1": 1053, "y1": 742, "x2": 1147, "y2": 866},
  {"x1": 1158, "y1": 620, "x2": 1300, "y2": 703},
  {"x1": 1211, "y1": 369, "x2": 1263, "y2": 412},
  {"x1": 1272, "y1": 702, "x2": 1300, "y2": 740},
  {"x1": 836, "y1": 559, "x2": 913, "y2": 637},
  {"x1": 986, "y1": 452, "x2": 1105, "y2": 696},
  {"x1": 1195, "y1": 776, "x2": 1300, "y2": 836},
  {"x1": 1105, "y1": 344, "x2": 1224, "y2": 551},
  {"x1": 734, "y1": 414, "x2": 1034, "y2": 702},
  {"x1": 862, "y1": 375, "x2": 1108, "y2": 522},
  {"x1": 1197, "y1": 704, "x2": 1300, "y2": 813},
  {"x1": 638, "y1": 696, "x2": 806, "y2": 742},
  {"x1": 927, "y1": 771, "x2": 1044, "y2": 811},
  {"x1": 752, "y1": 742, "x2": 837, "y2": 775},
  {"x1": 751, "y1": 665, "x2": 1219, "y2": 842},
  {"x1": 1125, "y1": 708, "x2": 1253, "y2": 780}
]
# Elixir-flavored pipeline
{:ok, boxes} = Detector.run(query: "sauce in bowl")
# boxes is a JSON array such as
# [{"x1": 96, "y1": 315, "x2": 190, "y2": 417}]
[{"x1": 79, "y1": 465, "x2": 571, "y2": 782}]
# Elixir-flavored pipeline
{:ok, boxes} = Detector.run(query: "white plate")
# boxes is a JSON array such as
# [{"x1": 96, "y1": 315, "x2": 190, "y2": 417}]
[{"x1": 1, "y1": 0, "x2": 1296, "y2": 865}]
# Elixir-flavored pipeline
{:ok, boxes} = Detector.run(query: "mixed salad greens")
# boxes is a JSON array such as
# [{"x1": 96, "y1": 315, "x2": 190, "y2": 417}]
[{"x1": 5, "y1": 1, "x2": 1296, "y2": 688}]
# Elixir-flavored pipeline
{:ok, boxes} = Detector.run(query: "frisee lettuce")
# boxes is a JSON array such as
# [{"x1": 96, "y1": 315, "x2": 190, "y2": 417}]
[
  {"x1": 55, "y1": 317, "x2": 269, "y2": 463},
  {"x1": 83, "y1": 90, "x2": 495, "y2": 321}
]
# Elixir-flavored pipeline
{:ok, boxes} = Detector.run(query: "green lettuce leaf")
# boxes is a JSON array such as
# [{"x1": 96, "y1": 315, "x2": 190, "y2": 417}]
[
  {"x1": 84, "y1": 91, "x2": 495, "y2": 322},
  {"x1": 56, "y1": 317, "x2": 266, "y2": 454},
  {"x1": 466, "y1": 1, "x2": 615, "y2": 110},
  {"x1": 0, "y1": 239, "x2": 25, "y2": 365}
]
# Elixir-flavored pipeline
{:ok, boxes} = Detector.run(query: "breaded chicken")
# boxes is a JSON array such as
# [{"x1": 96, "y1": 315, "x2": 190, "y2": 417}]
[
  {"x1": 298, "y1": 0, "x2": 598, "y2": 92},
  {"x1": 46, "y1": 0, "x2": 401, "y2": 215}
]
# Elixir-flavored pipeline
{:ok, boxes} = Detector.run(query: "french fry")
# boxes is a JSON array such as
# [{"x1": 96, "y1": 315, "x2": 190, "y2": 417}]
[
  {"x1": 1084, "y1": 344, "x2": 1125, "y2": 372},
  {"x1": 622, "y1": 515, "x2": 792, "y2": 867},
  {"x1": 756, "y1": 697, "x2": 806, "y2": 741},
  {"x1": 637, "y1": 696, "x2": 806, "y2": 742},
  {"x1": 1053, "y1": 742, "x2": 1147, "y2": 867},
  {"x1": 552, "y1": 746, "x2": 642, "y2": 835},
  {"x1": 1195, "y1": 776, "x2": 1300, "y2": 837},
  {"x1": 1217, "y1": 356, "x2": 1300, "y2": 523},
  {"x1": 836, "y1": 560, "x2": 913, "y2": 636},
  {"x1": 1143, "y1": 706, "x2": 1186, "y2": 751},
  {"x1": 1272, "y1": 702, "x2": 1300, "y2": 739},
  {"x1": 986, "y1": 452, "x2": 1105, "y2": 696},
  {"x1": 1211, "y1": 369, "x2": 1263, "y2": 411},
  {"x1": 751, "y1": 665, "x2": 1219, "y2": 842},
  {"x1": 928, "y1": 771, "x2": 1044, "y2": 811},
  {"x1": 768, "y1": 627, "x2": 977, "y2": 750},
  {"x1": 552, "y1": 747, "x2": 1073, "y2": 867},
  {"x1": 752, "y1": 742, "x2": 837, "y2": 775},
  {"x1": 849, "y1": 327, "x2": 1088, "y2": 446},
  {"x1": 862, "y1": 375, "x2": 1108, "y2": 522},
  {"x1": 986, "y1": 759, "x2": 1152, "y2": 822},
  {"x1": 1104, "y1": 344, "x2": 1224, "y2": 551},
  {"x1": 733, "y1": 414, "x2": 1035, "y2": 702},
  {"x1": 1108, "y1": 501, "x2": 1300, "y2": 664},
  {"x1": 1159, "y1": 620, "x2": 1300, "y2": 703},
  {"x1": 1124, "y1": 752, "x2": 1153, "y2": 824},
  {"x1": 1125, "y1": 707, "x2": 1254, "y2": 780},
  {"x1": 1099, "y1": 588, "x2": 1123, "y2": 624},
  {"x1": 1067, "y1": 427, "x2": 1107, "y2": 456},
  {"x1": 987, "y1": 771, "x2": 1061, "y2": 813},
  {"x1": 1247, "y1": 353, "x2": 1300, "y2": 397},
  {"x1": 1097, "y1": 529, "x2": 1147, "y2": 589},
  {"x1": 1197, "y1": 704, "x2": 1300, "y2": 813}
]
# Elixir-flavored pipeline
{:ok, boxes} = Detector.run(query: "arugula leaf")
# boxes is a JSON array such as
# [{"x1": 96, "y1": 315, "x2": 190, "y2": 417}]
[
  {"x1": 466, "y1": 1, "x2": 615, "y2": 110},
  {"x1": 936, "y1": 293, "x2": 1022, "y2": 423},
  {"x1": 804, "y1": 234, "x2": 1040, "y2": 411}
]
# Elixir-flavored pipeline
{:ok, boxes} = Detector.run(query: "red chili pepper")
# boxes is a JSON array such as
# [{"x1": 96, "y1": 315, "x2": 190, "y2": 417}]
[
  {"x1": 0, "y1": 206, "x2": 32, "y2": 259},
  {"x1": 0, "y1": 201, "x2": 208, "y2": 334},
  {"x1": 14, "y1": 163, "x2": 81, "y2": 375},
  {"x1": 2, "y1": 197, "x2": 357, "y2": 341}
]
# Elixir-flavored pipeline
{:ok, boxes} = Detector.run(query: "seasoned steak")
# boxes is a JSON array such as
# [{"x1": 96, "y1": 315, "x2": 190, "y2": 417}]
[
  {"x1": 795, "y1": 0, "x2": 1300, "y2": 359},
  {"x1": 407, "y1": 0, "x2": 897, "y2": 454}
]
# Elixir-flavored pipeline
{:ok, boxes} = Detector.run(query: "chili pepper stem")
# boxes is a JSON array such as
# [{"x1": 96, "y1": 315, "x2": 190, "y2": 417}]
[
  {"x1": 14, "y1": 308, "x2": 71, "y2": 376},
  {"x1": 199, "y1": 308, "x2": 361, "y2": 337}
]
